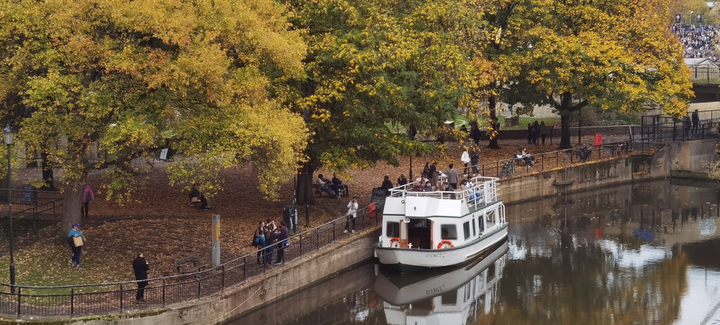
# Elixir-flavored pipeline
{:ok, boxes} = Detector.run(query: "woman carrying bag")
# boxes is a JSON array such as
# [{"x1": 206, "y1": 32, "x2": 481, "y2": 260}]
[{"x1": 67, "y1": 222, "x2": 85, "y2": 270}]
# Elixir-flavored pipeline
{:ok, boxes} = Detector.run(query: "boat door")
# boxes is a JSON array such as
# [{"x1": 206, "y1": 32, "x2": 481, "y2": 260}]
[{"x1": 399, "y1": 219, "x2": 409, "y2": 248}]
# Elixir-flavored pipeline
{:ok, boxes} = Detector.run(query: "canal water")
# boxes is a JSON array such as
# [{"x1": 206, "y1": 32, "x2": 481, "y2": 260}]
[{"x1": 226, "y1": 179, "x2": 720, "y2": 325}]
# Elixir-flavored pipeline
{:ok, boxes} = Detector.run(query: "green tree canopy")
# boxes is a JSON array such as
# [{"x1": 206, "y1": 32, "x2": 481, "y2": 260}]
[
  {"x1": 284, "y1": 0, "x2": 496, "y2": 203},
  {"x1": 0, "y1": 0, "x2": 308, "y2": 235},
  {"x1": 498, "y1": 0, "x2": 693, "y2": 149}
]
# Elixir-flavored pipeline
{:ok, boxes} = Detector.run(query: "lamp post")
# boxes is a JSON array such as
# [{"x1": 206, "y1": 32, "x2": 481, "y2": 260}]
[{"x1": 4, "y1": 124, "x2": 14, "y2": 292}]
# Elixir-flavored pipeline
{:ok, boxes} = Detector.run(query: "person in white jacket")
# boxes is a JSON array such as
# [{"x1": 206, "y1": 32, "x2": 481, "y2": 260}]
[
  {"x1": 345, "y1": 197, "x2": 359, "y2": 234},
  {"x1": 461, "y1": 149, "x2": 471, "y2": 177}
]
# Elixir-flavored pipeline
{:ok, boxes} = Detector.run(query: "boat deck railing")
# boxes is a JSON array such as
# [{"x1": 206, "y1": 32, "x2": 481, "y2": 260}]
[{"x1": 388, "y1": 176, "x2": 500, "y2": 209}]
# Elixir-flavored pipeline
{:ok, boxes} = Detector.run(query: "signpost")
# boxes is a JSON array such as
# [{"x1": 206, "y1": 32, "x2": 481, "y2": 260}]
[{"x1": 211, "y1": 215, "x2": 220, "y2": 267}]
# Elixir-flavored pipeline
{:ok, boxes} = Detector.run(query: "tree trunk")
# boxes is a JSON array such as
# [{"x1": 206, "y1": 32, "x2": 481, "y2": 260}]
[
  {"x1": 559, "y1": 113, "x2": 572, "y2": 149},
  {"x1": 558, "y1": 92, "x2": 580, "y2": 150},
  {"x1": 487, "y1": 95, "x2": 501, "y2": 149},
  {"x1": 60, "y1": 181, "x2": 83, "y2": 239},
  {"x1": 40, "y1": 152, "x2": 55, "y2": 191},
  {"x1": 295, "y1": 162, "x2": 316, "y2": 206}
]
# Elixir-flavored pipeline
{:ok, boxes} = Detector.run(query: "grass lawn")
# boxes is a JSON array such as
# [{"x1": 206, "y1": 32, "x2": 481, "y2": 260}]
[
  {"x1": 452, "y1": 115, "x2": 559, "y2": 130},
  {"x1": 0, "y1": 241, "x2": 131, "y2": 299}
]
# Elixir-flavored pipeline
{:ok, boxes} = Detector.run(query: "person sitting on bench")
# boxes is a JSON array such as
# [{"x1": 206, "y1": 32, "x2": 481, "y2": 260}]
[
  {"x1": 516, "y1": 148, "x2": 535, "y2": 166},
  {"x1": 316, "y1": 174, "x2": 336, "y2": 197},
  {"x1": 189, "y1": 183, "x2": 210, "y2": 210},
  {"x1": 331, "y1": 173, "x2": 349, "y2": 197}
]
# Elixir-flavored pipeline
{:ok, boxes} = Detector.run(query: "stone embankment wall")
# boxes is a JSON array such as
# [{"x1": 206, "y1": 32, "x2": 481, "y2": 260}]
[
  {"x1": 500, "y1": 139, "x2": 717, "y2": 203},
  {"x1": 4, "y1": 139, "x2": 716, "y2": 325}
]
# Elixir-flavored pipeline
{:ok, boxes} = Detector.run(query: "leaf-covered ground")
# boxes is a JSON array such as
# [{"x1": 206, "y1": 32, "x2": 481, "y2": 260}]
[{"x1": 0, "y1": 136, "x2": 617, "y2": 286}]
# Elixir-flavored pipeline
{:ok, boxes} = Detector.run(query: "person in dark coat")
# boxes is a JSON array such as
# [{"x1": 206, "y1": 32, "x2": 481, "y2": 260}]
[
  {"x1": 527, "y1": 123, "x2": 533, "y2": 144},
  {"x1": 275, "y1": 221, "x2": 289, "y2": 265},
  {"x1": 532, "y1": 121, "x2": 540, "y2": 145},
  {"x1": 133, "y1": 253, "x2": 149, "y2": 302},
  {"x1": 189, "y1": 183, "x2": 210, "y2": 210},
  {"x1": 469, "y1": 121, "x2": 481, "y2": 146},
  {"x1": 381, "y1": 175, "x2": 394, "y2": 190}
]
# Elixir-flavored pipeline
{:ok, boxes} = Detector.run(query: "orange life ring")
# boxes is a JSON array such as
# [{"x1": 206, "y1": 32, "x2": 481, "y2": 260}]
[
  {"x1": 437, "y1": 240, "x2": 454, "y2": 249},
  {"x1": 389, "y1": 237, "x2": 400, "y2": 248}
]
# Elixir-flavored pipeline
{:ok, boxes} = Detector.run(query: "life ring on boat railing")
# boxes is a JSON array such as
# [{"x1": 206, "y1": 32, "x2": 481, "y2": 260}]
[
  {"x1": 389, "y1": 237, "x2": 400, "y2": 248},
  {"x1": 437, "y1": 240, "x2": 454, "y2": 249}
]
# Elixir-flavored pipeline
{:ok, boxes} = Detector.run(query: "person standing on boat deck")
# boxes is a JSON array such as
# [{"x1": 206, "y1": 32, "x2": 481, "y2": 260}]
[
  {"x1": 461, "y1": 149, "x2": 471, "y2": 177},
  {"x1": 446, "y1": 164, "x2": 459, "y2": 190}
]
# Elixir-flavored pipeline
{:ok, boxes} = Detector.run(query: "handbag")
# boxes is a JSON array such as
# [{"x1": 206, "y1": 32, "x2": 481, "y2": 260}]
[{"x1": 73, "y1": 236, "x2": 84, "y2": 247}]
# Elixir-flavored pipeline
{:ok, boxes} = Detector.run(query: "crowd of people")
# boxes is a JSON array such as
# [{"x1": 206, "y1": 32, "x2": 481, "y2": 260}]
[
  {"x1": 379, "y1": 146, "x2": 485, "y2": 194},
  {"x1": 252, "y1": 219, "x2": 290, "y2": 268},
  {"x1": 672, "y1": 24, "x2": 720, "y2": 63}
]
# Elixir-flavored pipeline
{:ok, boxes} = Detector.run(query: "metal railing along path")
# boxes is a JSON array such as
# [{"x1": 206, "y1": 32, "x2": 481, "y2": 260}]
[{"x1": 0, "y1": 203, "x2": 383, "y2": 318}]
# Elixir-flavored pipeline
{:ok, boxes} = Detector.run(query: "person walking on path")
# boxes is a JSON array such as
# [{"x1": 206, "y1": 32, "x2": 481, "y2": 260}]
[
  {"x1": 429, "y1": 162, "x2": 438, "y2": 189},
  {"x1": 67, "y1": 222, "x2": 84, "y2": 270},
  {"x1": 133, "y1": 252, "x2": 149, "y2": 302},
  {"x1": 527, "y1": 123, "x2": 533, "y2": 144},
  {"x1": 692, "y1": 109, "x2": 700, "y2": 133},
  {"x1": 469, "y1": 121, "x2": 481, "y2": 146},
  {"x1": 81, "y1": 184, "x2": 95, "y2": 219},
  {"x1": 446, "y1": 164, "x2": 459, "y2": 190},
  {"x1": 275, "y1": 221, "x2": 289, "y2": 265},
  {"x1": 532, "y1": 121, "x2": 540, "y2": 145},
  {"x1": 540, "y1": 121, "x2": 548, "y2": 145},
  {"x1": 461, "y1": 149, "x2": 471, "y2": 177},
  {"x1": 345, "y1": 197, "x2": 358, "y2": 234},
  {"x1": 253, "y1": 221, "x2": 265, "y2": 264},
  {"x1": 470, "y1": 148, "x2": 480, "y2": 176}
]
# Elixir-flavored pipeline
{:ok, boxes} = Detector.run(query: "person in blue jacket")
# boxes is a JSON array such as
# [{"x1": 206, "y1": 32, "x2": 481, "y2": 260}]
[{"x1": 67, "y1": 223, "x2": 84, "y2": 270}]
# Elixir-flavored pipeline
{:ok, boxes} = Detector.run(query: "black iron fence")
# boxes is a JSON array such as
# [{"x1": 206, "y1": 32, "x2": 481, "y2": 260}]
[
  {"x1": 0, "y1": 203, "x2": 382, "y2": 318},
  {"x1": 0, "y1": 189, "x2": 64, "y2": 221},
  {"x1": 688, "y1": 66, "x2": 720, "y2": 85},
  {"x1": 471, "y1": 140, "x2": 636, "y2": 179}
]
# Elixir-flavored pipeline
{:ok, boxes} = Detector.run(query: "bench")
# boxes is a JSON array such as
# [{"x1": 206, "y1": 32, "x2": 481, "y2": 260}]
[
  {"x1": 175, "y1": 255, "x2": 208, "y2": 274},
  {"x1": 190, "y1": 197, "x2": 202, "y2": 208},
  {"x1": 312, "y1": 184, "x2": 333, "y2": 197}
]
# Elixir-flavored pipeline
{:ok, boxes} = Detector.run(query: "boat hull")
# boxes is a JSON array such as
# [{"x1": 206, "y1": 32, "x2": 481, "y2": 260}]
[
  {"x1": 374, "y1": 222, "x2": 509, "y2": 270},
  {"x1": 374, "y1": 241, "x2": 509, "y2": 306}
]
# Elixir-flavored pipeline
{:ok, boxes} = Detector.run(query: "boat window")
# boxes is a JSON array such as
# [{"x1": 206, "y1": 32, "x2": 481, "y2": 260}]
[
  {"x1": 441, "y1": 290, "x2": 457, "y2": 305},
  {"x1": 463, "y1": 221, "x2": 470, "y2": 240},
  {"x1": 478, "y1": 215, "x2": 484, "y2": 232},
  {"x1": 486, "y1": 209, "x2": 496, "y2": 224},
  {"x1": 386, "y1": 221, "x2": 400, "y2": 238},
  {"x1": 441, "y1": 224, "x2": 457, "y2": 239},
  {"x1": 471, "y1": 218, "x2": 476, "y2": 237}
]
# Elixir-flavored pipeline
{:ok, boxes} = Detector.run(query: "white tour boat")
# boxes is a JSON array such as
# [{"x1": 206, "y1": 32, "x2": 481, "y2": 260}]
[
  {"x1": 375, "y1": 241, "x2": 508, "y2": 325},
  {"x1": 374, "y1": 176, "x2": 508, "y2": 271}
]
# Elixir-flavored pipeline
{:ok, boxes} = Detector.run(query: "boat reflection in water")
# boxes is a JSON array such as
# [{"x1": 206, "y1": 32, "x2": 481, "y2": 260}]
[{"x1": 374, "y1": 241, "x2": 508, "y2": 325}]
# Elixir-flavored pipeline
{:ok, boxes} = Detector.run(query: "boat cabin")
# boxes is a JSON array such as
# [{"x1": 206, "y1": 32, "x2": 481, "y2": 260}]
[{"x1": 380, "y1": 177, "x2": 506, "y2": 250}]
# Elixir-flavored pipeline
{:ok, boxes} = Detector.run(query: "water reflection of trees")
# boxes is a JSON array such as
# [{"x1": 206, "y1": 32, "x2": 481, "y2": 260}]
[{"x1": 485, "y1": 241, "x2": 688, "y2": 325}]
